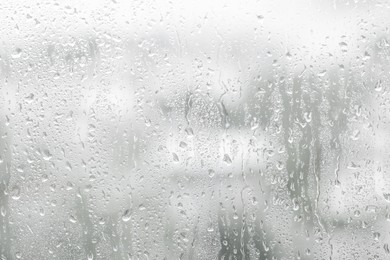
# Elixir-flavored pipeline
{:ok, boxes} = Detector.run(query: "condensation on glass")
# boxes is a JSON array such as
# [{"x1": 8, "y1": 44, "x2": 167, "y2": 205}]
[{"x1": 1, "y1": 0, "x2": 390, "y2": 259}]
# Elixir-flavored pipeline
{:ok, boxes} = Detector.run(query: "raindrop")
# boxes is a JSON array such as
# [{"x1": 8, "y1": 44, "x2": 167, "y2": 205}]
[
  {"x1": 43, "y1": 149, "x2": 52, "y2": 160},
  {"x1": 69, "y1": 215, "x2": 77, "y2": 223},
  {"x1": 87, "y1": 252, "x2": 94, "y2": 260},
  {"x1": 122, "y1": 209, "x2": 131, "y2": 222},
  {"x1": 339, "y1": 41, "x2": 348, "y2": 52},
  {"x1": 304, "y1": 112, "x2": 312, "y2": 122},
  {"x1": 12, "y1": 48, "x2": 22, "y2": 58},
  {"x1": 10, "y1": 185, "x2": 21, "y2": 200},
  {"x1": 172, "y1": 153, "x2": 179, "y2": 162},
  {"x1": 15, "y1": 252, "x2": 22, "y2": 259},
  {"x1": 374, "y1": 232, "x2": 381, "y2": 241},
  {"x1": 223, "y1": 154, "x2": 232, "y2": 165},
  {"x1": 375, "y1": 80, "x2": 383, "y2": 92},
  {"x1": 383, "y1": 193, "x2": 390, "y2": 202},
  {"x1": 384, "y1": 244, "x2": 390, "y2": 254},
  {"x1": 24, "y1": 93, "x2": 34, "y2": 103}
]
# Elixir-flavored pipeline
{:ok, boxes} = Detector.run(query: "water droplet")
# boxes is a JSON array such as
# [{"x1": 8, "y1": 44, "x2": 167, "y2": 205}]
[
  {"x1": 10, "y1": 185, "x2": 21, "y2": 200},
  {"x1": 12, "y1": 48, "x2": 22, "y2": 59},
  {"x1": 172, "y1": 153, "x2": 179, "y2": 162},
  {"x1": 66, "y1": 161, "x2": 72, "y2": 171},
  {"x1": 350, "y1": 130, "x2": 360, "y2": 140},
  {"x1": 383, "y1": 193, "x2": 390, "y2": 202},
  {"x1": 1, "y1": 206, "x2": 6, "y2": 217},
  {"x1": 87, "y1": 252, "x2": 94, "y2": 260},
  {"x1": 66, "y1": 181, "x2": 74, "y2": 190},
  {"x1": 25, "y1": 93, "x2": 34, "y2": 103},
  {"x1": 339, "y1": 42, "x2": 348, "y2": 52},
  {"x1": 207, "y1": 224, "x2": 214, "y2": 232},
  {"x1": 304, "y1": 112, "x2": 312, "y2": 122},
  {"x1": 15, "y1": 252, "x2": 22, "y2": 259},
  {"x1": 223, "y1": 154, "x2": 232, "y2": 164},
  {"x1": 318, "y1": 70, "x2": 327, "y2": 77},
  {"x1": 185, "y1": 127, "x2": 194, "y2": 137},
  {"x1": 354, "y1": 210, "x2": 361, "y2": 217},
  {"x1": 384, "y1": 243, "x2": 390, "y2": 254},
  {"x1": 16, "y1": 165, "x2": 24, "y2": 173},
  {"x1": 69, "y1": 215, "x2": 77, "y2": 223},
  {"x1": 375, "y1": 80, "x2": 383, "y2": 92},
  {"x1": 43, "y1": 149, "x2": 52, "y2": 160},
  {"x1": 122, "y1": 209, "x2": 131, "y2": 222}
]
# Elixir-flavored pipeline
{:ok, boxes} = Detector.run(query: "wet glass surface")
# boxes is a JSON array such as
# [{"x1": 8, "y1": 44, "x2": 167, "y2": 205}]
[{"x1": 1, "y1": 0, "x2": 390, "y2": 259}]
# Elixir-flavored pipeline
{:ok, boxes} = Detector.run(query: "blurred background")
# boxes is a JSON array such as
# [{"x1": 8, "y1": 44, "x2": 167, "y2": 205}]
[{"x1": 1, "y1": 0, "x2": 390, "y2": 259}]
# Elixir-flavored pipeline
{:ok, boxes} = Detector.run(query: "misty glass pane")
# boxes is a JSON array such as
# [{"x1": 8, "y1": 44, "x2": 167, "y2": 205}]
[{"x1": 1, "y1": 0, "x2": 390, "y2": 259}]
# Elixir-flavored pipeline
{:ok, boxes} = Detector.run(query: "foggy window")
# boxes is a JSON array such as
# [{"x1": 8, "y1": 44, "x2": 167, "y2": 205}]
[{"x1": 1, "y1": 0, "x2": 390, "y2": 259}]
